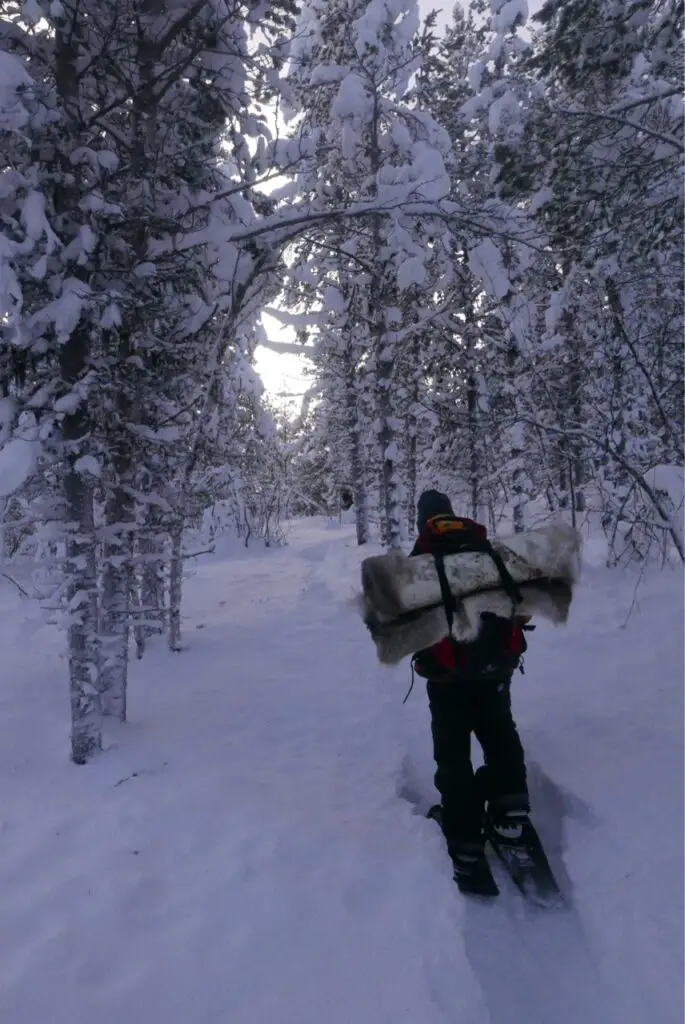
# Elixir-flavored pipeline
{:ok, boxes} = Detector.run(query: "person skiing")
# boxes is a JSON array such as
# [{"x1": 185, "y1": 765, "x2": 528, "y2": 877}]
[{"x1": 410, "y1": 489, "x2": 532, "y2": 895}]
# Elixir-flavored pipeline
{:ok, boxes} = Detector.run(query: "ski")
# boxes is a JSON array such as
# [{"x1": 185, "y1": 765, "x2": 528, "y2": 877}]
[{"x1": 484, "y1": 816, "x2": 564, "y2": 908}]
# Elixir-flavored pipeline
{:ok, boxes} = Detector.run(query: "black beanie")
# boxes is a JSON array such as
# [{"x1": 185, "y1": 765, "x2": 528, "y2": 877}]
[{"x1": 417, "y1": 489, "x2": 454, "y2": 531}]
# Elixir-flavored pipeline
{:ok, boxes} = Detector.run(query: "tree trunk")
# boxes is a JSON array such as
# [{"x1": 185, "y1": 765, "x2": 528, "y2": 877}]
[
  {"x1": 100, "y1": 487, "x2": 133, "y2": 720},
  {"x1": 371, "y1": 268, "x2": 402, "y2": 548},
  {"x1": 562, "y1": 301, "x2": 587, "y2": 514},
  {"x1": 511, "y1": 436, "x2": 527, "y2": 532},
  {"x1": 507, "y1": 344, "x2": 527, "y2": 534},
  {"x1": 405, "y1": 337, "x2": 420, "y2": 535},
  {"x1": 466, "y1": 372, "x2": 480, "y2": 520},
  {"x1": 60, "y1": 337, "x2": 101, "y2": 764},
  {"x1": 344, "y1": 368, "x2": 369, "y2": 546},
  {"x1": 65, "y1": 479, "x2": 100, "y2": 763},
  {"x1": 168, "y1": 524, "x2": 183, "y2": 652},
  {"x1": 405, "y1": 419, "x2": 417, "y2": 539},
  {"x1": 52, "y1": 6, "x2": 102, "y2": 762},
  {"x1": 378, "y1": 382, "x2": 402, "y2": 548},
  {"x1": 461, "y1": 318, "x2": 481, "y2": 521},
  {"x1": 134, "y1": 506, "x2": 166, "y2": 657},
  {"x1": 351, "y1": 440, "x2": 370, "y2": 546},
  {"x1": 368, "y1": 84, "x2": 402, "y2": 550},
  {"x1": 0, "y1": 498, "x2": 7, "y2": 563},
  {"x1": 141, "y1": 540, "x2": 166, "y2": 629}
]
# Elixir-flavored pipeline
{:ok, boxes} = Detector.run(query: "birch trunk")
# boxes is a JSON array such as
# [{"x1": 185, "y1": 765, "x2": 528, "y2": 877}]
[
  {"x1": 405, "y1": 339, "x2": 419, "y2": 535},
  {"x1": 100, "y1": 488, "x2": 133, "y2": 720},
  {"x1": 63, "y1": 461, "x2": 101, "y2": 764},
  {"x1": 374, "y1": 302, "x2": 402, "y2": 548},
  {"x1": 376, "y1": 324, "x2": 402, "y2": 549},
  {"x1": 134, "y1": 507, "x2": 166, "y2": 657},
  {"x1": 55, "y1": 19, "x2": 101, "y2": 763},
  {"x1": 367, "y1": 83, "x2": 402, "y2": 550}
]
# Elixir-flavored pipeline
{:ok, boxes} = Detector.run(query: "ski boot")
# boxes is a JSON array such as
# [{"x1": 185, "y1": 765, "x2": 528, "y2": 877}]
[{"x1": 427, "y1": 805, "x2": 499, "y2": 898}]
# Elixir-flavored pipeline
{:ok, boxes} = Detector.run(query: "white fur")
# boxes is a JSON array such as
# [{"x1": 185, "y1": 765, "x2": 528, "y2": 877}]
[
  {"x1": 356, "y1": 522, "x2": 582, "y2": 666},
  {"x1": 361, "y1": 522, "x2": 581, "y2": 624},
  {"x1": 359, "y1": 580, "x2": 574, "y2": 666}
]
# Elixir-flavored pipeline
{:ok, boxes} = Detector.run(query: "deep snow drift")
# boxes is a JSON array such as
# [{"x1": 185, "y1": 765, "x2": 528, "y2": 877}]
[{"x1": 0, "y1": 519, "x2": 682, "y2": 1024}]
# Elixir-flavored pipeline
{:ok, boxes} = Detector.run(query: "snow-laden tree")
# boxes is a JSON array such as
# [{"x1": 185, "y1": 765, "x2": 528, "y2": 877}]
[
  {"x1": 283, "y1": 0, "x2": 452, "y2": 546},
  {"x1": 401, "y1": 1, "x2": 543, "y2": 531},
  {"x1": 416, "y1": 0, "x2": 683, "y2": 557},
  {"x1": 0, "y1": 26, "x2": 104, "y2": 761},
  {"x1": 519, "y1": 0, "x2": 684, "y2": 557},
  {"x1": 1, "y1": 0, "x2": 680, "y2": 768},
  {"x1": 0, "y1": 0, "x2": 295, "y2": 760}
]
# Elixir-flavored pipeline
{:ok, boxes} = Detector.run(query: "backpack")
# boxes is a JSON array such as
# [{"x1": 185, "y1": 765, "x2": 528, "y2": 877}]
[{"x1": 410, "y1": 514, "x2": 533, "y2": 681}]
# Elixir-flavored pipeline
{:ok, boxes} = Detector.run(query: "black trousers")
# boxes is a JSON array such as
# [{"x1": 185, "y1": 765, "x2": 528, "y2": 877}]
[{"x1": 427, "y1": 677, "x2": 529, "y2": 849}]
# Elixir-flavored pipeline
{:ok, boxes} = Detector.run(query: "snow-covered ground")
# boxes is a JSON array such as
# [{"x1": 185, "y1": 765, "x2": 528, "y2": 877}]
[{"x1": 0, "y1": 520, "x2": 682, "y2": 1024}]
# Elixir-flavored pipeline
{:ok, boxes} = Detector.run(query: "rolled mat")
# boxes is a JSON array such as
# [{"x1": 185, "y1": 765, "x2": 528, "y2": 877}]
[{"x1": 359, "y1": 522, "x2": 582, "y2": 665}]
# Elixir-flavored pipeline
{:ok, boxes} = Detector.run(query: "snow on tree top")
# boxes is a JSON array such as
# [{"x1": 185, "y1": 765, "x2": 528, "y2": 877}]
[
  {"x1": 491, "y1": 0, "x2": 528, "y2": 32},
  {"x1": 353, "y1": 0, "x2": 420, "y2": 59},
  {"x1": 0, "y1": 50, "x2": 32, "y2": 132},
  {"x1": 310, "y1": 64, "x2": 346, "y2": 87},
  {"x1": 0, "y1": 50, "x2": 32, "y2": 93},
  {"x1": 332, "y1": 73, "x2": 371, "y2": 121}
]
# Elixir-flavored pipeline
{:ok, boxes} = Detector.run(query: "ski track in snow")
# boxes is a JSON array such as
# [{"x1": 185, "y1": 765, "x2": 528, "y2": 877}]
[{"x1": 0, "y1": 520, "x2": 682, "y2": 1024}]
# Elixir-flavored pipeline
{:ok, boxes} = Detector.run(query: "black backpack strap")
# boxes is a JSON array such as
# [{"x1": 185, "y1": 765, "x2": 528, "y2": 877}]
[
  {"x1": 433, "y1": 551, "x2": 458, "y2": 636},
  {"x1": 432, "y1": 539, "x2": 523, "y2": 628},
  {"x1": 483, "y1": 541, "x2": 524, "y2": 605}
]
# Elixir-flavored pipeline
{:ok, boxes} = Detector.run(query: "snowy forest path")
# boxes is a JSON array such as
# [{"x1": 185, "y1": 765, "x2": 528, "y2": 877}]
[
  {"x1": 0, "y1": 520, "x2": 682, "y2": 1024},
  {"x1": 120, "y1": 520, "x2": 494, "y2": 1024}
]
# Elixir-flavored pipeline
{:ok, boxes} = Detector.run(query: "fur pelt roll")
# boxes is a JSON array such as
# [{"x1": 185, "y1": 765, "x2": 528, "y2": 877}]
[{"x1": 358, "y1": 522, "x2": 581, "y2": 666}]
